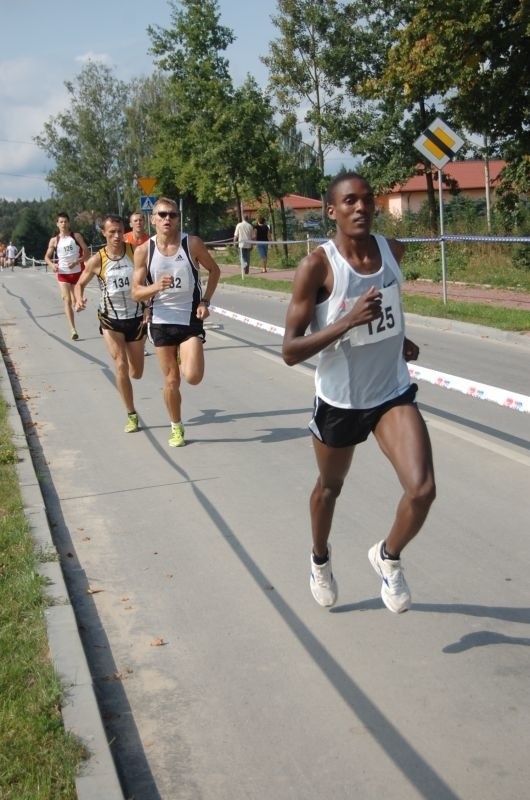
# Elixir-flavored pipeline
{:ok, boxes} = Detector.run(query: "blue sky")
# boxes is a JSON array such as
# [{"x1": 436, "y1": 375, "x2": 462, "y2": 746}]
[{"x1": 0, "y1": 0, "x2": 352, "y2": 202}]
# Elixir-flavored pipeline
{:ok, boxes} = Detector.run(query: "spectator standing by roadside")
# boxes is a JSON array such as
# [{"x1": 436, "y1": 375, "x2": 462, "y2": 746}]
[
  {"x1": 254, "y1": 216, "x2": 271, "y2": 273},
  {"x1": 233, "y1": 215, "x2": 254, "y2": 277},
  {"x1": 5, "y1": 241, "x2": 18, "y2": 270}
]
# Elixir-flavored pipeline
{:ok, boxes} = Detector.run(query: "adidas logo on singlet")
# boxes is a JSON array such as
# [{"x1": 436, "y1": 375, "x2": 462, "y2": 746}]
[{"x1": 176, "y1": 253, "x2": 185, "y2": 261}]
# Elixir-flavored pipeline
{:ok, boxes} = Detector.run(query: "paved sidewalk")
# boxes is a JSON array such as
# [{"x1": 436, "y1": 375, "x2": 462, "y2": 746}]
[{"x1": 219, "y1": 262, "x2": 530, "y2": 311}]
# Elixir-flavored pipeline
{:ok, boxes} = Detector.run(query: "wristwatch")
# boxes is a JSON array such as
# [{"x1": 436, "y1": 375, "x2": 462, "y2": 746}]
[{"x1": 200, "y1": 299, "x2": 210, "y2": 307}]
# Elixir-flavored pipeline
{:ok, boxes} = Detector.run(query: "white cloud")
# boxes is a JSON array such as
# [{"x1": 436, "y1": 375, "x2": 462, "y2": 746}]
[
  {"x1": 75, "y1": 52, "x2": 113, "y2": 66},
  {"x1": 0, "y1": 56, "x2": 73, "y2": 199}
]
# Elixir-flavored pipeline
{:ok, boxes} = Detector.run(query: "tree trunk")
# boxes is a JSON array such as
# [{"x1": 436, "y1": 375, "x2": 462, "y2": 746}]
[{"x1": 280, "y1": 198, "x2": 289, "y2": 263}]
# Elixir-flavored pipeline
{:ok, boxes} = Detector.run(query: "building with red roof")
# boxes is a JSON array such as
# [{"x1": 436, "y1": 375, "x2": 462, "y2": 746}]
[
  {"x1": 242, "y1": 193, "x2": 322, "y2": 221},
  {"x1": 378, "y1": 160, "x2": 506, "y2": 217}
]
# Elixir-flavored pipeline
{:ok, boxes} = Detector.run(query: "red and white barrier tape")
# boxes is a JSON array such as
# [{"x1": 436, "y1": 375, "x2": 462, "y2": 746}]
[
  {"x1": 211, "y1": 304, "x2": 286, "y2": 337},
  {"x1": 210, "y1": 304, "x2": 530, "y2": 414},
  {"x1": 407, "y1": 365, "x2": 530, "y2": 413}
]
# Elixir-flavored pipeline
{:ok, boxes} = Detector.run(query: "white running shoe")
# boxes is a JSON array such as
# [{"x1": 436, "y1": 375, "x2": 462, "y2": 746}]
[
  {"x1": 310, "y1": 546, "x2": 338, "y2": 607},
  {"x1": 368, "y1": 540, "x2": 411, "y2": 613}
]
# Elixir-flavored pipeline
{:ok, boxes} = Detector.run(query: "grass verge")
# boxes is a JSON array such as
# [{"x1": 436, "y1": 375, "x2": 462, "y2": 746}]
[
  {"x1": 402, "y1": 295, "x2": 530, "y2": 332},
  {"x1": 219, "y1": 274, "x2": 530, "y2": 332},
  {"x1": 0, "y1": 392, "x2": 85, "y2": 799}
]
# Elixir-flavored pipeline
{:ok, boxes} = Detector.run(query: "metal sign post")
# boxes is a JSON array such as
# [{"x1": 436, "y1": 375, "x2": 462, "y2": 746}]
[
  {"x1": 137, "y1": 178, "x2": 157, "y2": 237},
  {"x1": 437, "y1": 169, "x2": 448, "y2": 304},
  {"x1": 414, "y1": 118, "x2": 464, "y2": 304}
]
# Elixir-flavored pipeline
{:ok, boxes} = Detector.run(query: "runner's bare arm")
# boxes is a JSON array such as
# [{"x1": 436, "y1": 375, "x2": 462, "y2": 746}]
[
  {"x1": 73, "y1": 232, "x2": 90, "y2": 264},
  {"x1": 74, "y1": 252, "x2": 101, "y2": 310},
  {"x1": 44, "y1": 237, "x2": 58, "y2": 272},
  {"x1": 387, "y1": 238, "x2": 416, "y2": 360},
  {"x1": 189, "y1": 236, "x2": 221, "y2": 319},
  {"x1": 131, "y1": 241, "x2": 165, "y2": 302}
]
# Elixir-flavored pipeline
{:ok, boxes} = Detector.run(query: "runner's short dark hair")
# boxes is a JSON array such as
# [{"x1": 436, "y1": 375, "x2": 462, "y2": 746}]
[
  {"x1": 325, "y1": 171, "x2": 370, "y2": 205},
  {"x1": 102, "y1": 214, "x2": 124, "y2": 226}
]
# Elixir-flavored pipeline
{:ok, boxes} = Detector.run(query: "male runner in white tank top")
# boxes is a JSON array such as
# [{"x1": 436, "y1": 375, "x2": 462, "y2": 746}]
[
  {"x1": 44, "y1": 212, "x2": 90, "y2": 340},
  {"x1": 282, "y1": 172, "x2": 435, "y2": 613},
  {"x1": 132, "y1": 197, "x2": 220, "y2": 448}
]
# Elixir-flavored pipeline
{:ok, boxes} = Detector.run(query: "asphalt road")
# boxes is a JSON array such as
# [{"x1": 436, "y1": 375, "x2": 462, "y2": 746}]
[{"x1": 1, "y1": 267, "x2": 529, "y2": 800}]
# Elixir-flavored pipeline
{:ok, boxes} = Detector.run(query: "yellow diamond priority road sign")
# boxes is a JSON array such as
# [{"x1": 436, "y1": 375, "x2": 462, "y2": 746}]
[{"x1": 414, "y1": 118, "x2": 464, "y2": 169}]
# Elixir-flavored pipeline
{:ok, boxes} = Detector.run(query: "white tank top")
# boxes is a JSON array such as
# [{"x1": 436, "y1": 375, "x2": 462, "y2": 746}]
[
  {"x1": 146, "y1": 234, "x2": 202, "y2": 325},
  {"x1": 56, "y1": 233, "x2": 82, "y2": 274},
  {"x1": 310, "y1": 234, "x2": 410, "y2": 409}
]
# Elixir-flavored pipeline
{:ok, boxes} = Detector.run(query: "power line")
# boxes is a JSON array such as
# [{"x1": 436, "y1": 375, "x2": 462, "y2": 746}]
[
  {"x1": 0, "y1": 172, "x2": 48, "y2": 181},
  {"x1": 0, "y1": 137, "x2": 38, "y2": 146}
]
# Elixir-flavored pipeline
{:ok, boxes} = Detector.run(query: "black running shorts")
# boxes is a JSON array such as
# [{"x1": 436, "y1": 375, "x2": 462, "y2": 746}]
[
  {"x1": 98, "y1": 312, "x2": 146, "y2": 342},
  {"x1": 149, "y1": 322, "x2": 205, "y2": 347},
  {"x1": 309, "y1": 383, "x2": 418, "y2": 448}
]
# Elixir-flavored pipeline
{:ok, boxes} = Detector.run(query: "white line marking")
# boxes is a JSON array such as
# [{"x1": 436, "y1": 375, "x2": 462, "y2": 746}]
[{"x1": 423, "y1": 414, "x2": 530, "y2": 467}]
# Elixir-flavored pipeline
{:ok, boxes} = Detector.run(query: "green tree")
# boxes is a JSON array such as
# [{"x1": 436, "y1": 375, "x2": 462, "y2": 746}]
[
  {"x1": 335, "y1": 0, "x2": 445, "y2": 230},
  {"x1": 263, "y1": 0, "x2": 355, "y2": 185},
  {"x1": 382, "y1": 0, "x2": 529, "y2": 156},
  {"x1": 278, "y1": 119, "x2": 321, "y2": 198},
  {"x1": 121, "y1": 72, "x2": 175, "y2": 216},
  {"x1": 148, "y1": 0, "x2": 237, "y2": 220},
  {"x1": 11, "y1": 205, "x2": 50, "y2": 259},
  {"x1": 376, "y1": 0, "x2": 530, "y2": 226},
  {"x1": 147, "y1": 0, "x2": 310, "y2": 240},
  {"x1": 0, "y1": 199, "x2": 57, "y2": 255},
  {"x1": 34, "y1": 62, "x2": 131, "y2": 218}
]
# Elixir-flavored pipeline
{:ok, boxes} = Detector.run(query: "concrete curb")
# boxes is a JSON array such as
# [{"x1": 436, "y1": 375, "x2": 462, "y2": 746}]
[
  {"x1": 0, "y1": 351, "x2": 124, "y2": 800},
  {"x1": 405, "y1": 312, "x2": 530, "y2": 349}
]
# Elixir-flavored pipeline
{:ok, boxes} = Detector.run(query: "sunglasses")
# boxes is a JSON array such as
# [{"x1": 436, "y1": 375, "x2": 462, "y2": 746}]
[{"x1": 156, "y1": 211, "x2": 178, "y2": 219}]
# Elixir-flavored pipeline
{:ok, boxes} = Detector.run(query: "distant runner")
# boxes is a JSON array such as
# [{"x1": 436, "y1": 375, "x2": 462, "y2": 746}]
[{"x1": 44, "y1": 212, "x2": 89, "y2": 340}]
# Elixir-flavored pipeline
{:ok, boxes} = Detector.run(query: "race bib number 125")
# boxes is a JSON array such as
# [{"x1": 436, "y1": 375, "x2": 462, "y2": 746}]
[{"x1": 347, "y1": 284, "x2": 402, "y2": 347}]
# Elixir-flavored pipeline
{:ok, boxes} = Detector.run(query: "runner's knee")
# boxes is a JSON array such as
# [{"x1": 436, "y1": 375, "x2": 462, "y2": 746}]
[
  {"x1": 316, "y1": 475, "x2": 345, "y2": 501},
  {"x1": 407, "y1": 475, "x2": 436, "y2": 508},
  {"x1": 129, "y1": 365, "x2": 143, "y2": 380}
]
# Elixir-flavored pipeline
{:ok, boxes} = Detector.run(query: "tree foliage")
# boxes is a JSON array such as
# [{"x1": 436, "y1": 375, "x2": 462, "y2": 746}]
[
  {"x1": 28, "y1": 0, "x2": 528, "y2": 237},
  {"x1": 0, "y1": 199, "x2": 56, "y2": 257},
  {"x1": 148, "y1": 0, "x2": 236, "y2": 208},
  {"x1": 11, "y1": 206, "x2": 50, "y2": 258},
  {"x1": 352, "y1": 0, "x2": 530, "y2": 222},
  {"x1": 263, "y1": 0, "x2": 357, "y2": 181},
  {"x1": 381, "y1": 0, "x2": 530, "y2": 156},
  {"x1": 34, "y1": 62, "x2": 131, "y2": 216},
  {"x1": 121, "y1": 72, "x2": 175, "y2": 214},
  {"x1": 147, "y1": 0, "x2": 313, "y2": 238}
]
